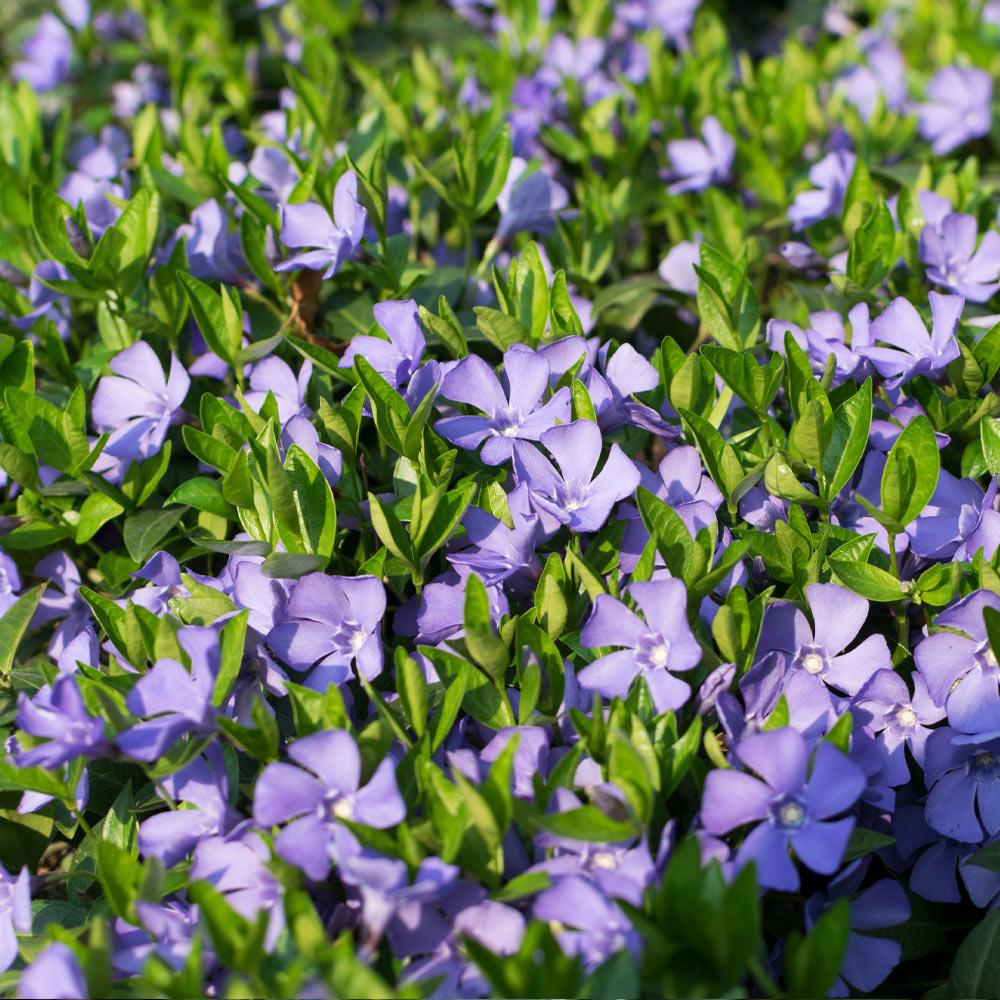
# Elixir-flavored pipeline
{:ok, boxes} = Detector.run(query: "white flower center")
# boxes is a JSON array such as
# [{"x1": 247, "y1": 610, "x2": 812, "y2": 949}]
[
  {"x1": 778, "y1": 801, "x2": 805, "y2": 827},
  {"x1": 895, "y1": 706, "x2": 918, "y2": 728},
  {"x1": 801, "y1": 653, "x2": 824, "y2": 675},
  {"x1": 591, "y1": 851, "x2": 618, "y2": 870}
]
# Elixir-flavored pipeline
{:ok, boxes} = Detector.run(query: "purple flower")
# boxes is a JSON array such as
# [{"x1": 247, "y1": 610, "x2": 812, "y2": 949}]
[
  {"x1": 836, "y1": 33, "x2": 906, "y2": 121},
  {"x1": 918, "y1": 66, "x2": 992, "y2": 155},
  {"x1": 138, "y1": 751, "x2": 235, "y2": 867},
  {"x1": 436, "y1": 349, "x2": 571, "y2": 465},
  {"x1": 853, "y1": 669, "x2": 944, "y2": 784},
  {"x1": 910, "y1": 472, "x2": 1000, "y2": 562},
  {"x1": 274, "y1": 171, "x2": 367, "y2": 278},
  {"x1": 179, "y1": 200, "x2": 246, "y2": 284},
  {"x1": 13, "y1": 14, "x2": 72, "y2": 92},
  {"x1": 578, "y1": 579, "x2": 701, "y2": 713},
  {"x1": 190, "y1": 825, "x2": 284, "y2": 948},
  {"x1": 15, "y1": 675, "x2": 108, "y2": 769},
  {"x1": 253, "y1": 729, "x2": 405, "y2": 880},
  {"x1": 666, "y1": 116, "x2": 735, "y2": 194},
  {"x1": 496, "y1": 158, "x2": 569, "y2": 240},
  {"x1": 621, "y1": 446, "x2": 723, "y2": 572},
  {"x1": 584, "y1": 342, "x2": 671, "y2": 435},
  {"x1": 0, "y1": 554, "x2": 21, "y2": 617},
  {"x1": 248, "y1": 145, "x2": 299, "y2": 203},
  {"x1": 513, "y1": 420, "x2": 640, "y2": 534},
  {"x1": 18, "y1": 942, "x2": 87, "y2": 1000},
  {"x1": 789, "y1": 150, "x2": 856, "y2": 230},
  {"x1": 920, "y1": 211, "x2": 1000, "y2": 302},
  {"x1": 805, "y1": 864, "x2": 910, "y2": 996},
  {"x1": 533, "y1": 876, "x2": 639, "y2": 969},
  {"x1": 0, "y1": 866, "x2": 30, "y2": 974},
  {"x1": 701, "y1": 727, "x2": 865, "y2": 891},
  {"x1": 755, "y1": 583, "x2": 891, "y2": 705},
  {"x1": 915, "y1": 590, "x2": 1000, "y2": 733},
  {"x1": 267, "y1": 573, "x2": 385, "y2": 690},
  {"x1": 447, "y1": 485, "x2": 542, "y2": 593},
  {"x1": 341, "y1": 300, "x2": 426, "y2": 390},
  {"x1": 31, "y1": 552, "x2": 91, "y2": 658},
  {"x1": 658, "y1": 237, "x2": 701, "y2": 295},
  {"x1": 767, "y1": 304, "x2": 873, "y2": 383},
  {"x1": 243, "y1": 356, "x2": 312, "y2": 424},
  {"x1": 91, "y1": 341, "x2": 190, "y2": 466},
  {"x1": 924, "y1": 728, "x2": 1000, "y2": 842},
  {"x1": 11, "y1": 260, "x2": 72, "y2": 336},
  {"x1": 856, "y1": 292, "x2": 962, "y2": 388},
  {"x1": 113, "y1": 901, "x2": 201, "y2": 977},
  {"x1": 117, "y1": 626, "x2": 220, "y2": 761}
]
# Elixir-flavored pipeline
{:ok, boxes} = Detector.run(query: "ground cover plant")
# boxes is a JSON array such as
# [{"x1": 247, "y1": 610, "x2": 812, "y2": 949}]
[{"x1": 2, "y1": 0, "x2": 1000, "y2": 996}]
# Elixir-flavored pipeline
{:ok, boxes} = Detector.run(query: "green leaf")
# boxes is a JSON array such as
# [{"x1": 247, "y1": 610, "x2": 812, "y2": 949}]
[
  {"x1": 948, "y1": 908, "x2": 1000, "y2": 999},
  {"x1": 0, "y1": 584, "x2": 45, "y2": 675},
  {"x1": 982, "y1": 417, "x2": 1000, "y2": 476},
  {"x1": 123, "y1": 507, "x2": 185, "y2": 564},
  {"x1": 822, "y1": 378, "x2": 872, "y2": 501},
  {"x1": 396, "y1": 648, "x2": 428, "y2": 738},
  {"x1": 828, "y1": 556, "x2": 905, "y2": 601},
  {"x1": 784, "y1": 899, "x2": 850, "y2": 999},
  {"x1": 532, "y1": 805, "x2": 636, "y2": 842},
  {"x1": 881, "y1": 414, "x2": 939, "y2": 529},
  {"x1": 463, "y1": 574, "x2": 508, "y2": 681},
  {"x1": 284, "y1": 444, "x2": 337, "y2": 560},
  {"x1": 354, "y1": 355, "x2": 409, "y2": 453}
]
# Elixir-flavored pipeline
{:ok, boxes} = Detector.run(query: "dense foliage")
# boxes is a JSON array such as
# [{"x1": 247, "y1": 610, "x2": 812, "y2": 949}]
[{"x1": 2, "y1": 0, "x2": 1000, "y2": 996}]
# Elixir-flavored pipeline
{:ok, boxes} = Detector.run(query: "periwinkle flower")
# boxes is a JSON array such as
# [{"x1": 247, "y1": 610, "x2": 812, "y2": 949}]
[
  {"x1": 584, "y1": 342, "x2": 672, "y2": 435},
  {"x1": 247, "y1": 144, "x2": 299, "y2": 203},
  {"x1": 620, "y1": 446, "x2": 722, "y2": 572},
  {"x1": 915, "y1": 590, "x2": 1000, "y2": 733},
  {"x1": 15, "y1": 675, "x2": 108, "y2": 769},
  {"x1": 920, "y1": 211, "x2": 1000, "y2": 302},
  {"x1": 658, "y1": 236, "x2": 701, "y2": 295},
  {"x1": 701, "y1": 727, "x2": 865, "y2": 891},
  {"x1": 666, "y1": 116, "x2": 735, "y2": 194},
  {"x1": 253, "y1": 729, "x2": 405, "y2": 880},
  {"x1": 513, "y1": 420, "x2": 640, "y2": 534},
  {"x1": 788, "y1": 150, "x2": 856, "y2": 230},
  {"x1": 13, "y1": 14, "x2": 72, "y2": 92},
  {"x1": 190, "y1": 826, "x2": 284, "y2": 948},
  {"x1": 767, "y1": 303, "x2": 873, "y2": 383},
  {"x1": 805, "y1": 864, "x2": 910, "y2": 996},
  {"x1": 534, "y1": 876, "x2": 639, "y2": 969},
  {"x1": 267, "y1": 573, "x2": 385, "y2": 690},
  {"x1": 918, "y1": 66, "x2": 992, "y2": 155},
  {"x1": 274, "y1": 171, "x2": 367, "y2": 277},
  {"x1": 856, "y1": 292, "x2": 962, "y2": 388},
  {"x1": 496, "y1": 158, "x2": 569, "y2": 240},
  {"x1": 578, "y1": 579, "x2": 701, "y2": 713},
  {"x1": 18, "y1": 942, "x2": 87, "y2": 1000},
  {"x1": 113, "y1": 901, "x2": 201, "y2": 977},
  {"x1": 853, "y1": 669, "x2": 944, "y2": 784},
  {"x1": 243, "y1": 356, "x2": 313, "y2": 424},
  {"x1": 754, "y1": 583, "x2": 891, "y2": 709},
  {"x1": 447, "y1": 484, "x2": 542, "y2": 592},
  {"x1": 341, "y1": 299, "x2": 426, "y2": 390},
  {"x1": 836, "y1": 33, "x2": 906, "y2": 121},
  {"x1": 924, "y1": 728, "x2": 1000, "y2": 842},
  {"x1": 12, "y1": 261, "x2": 72, "y2": 337},
  {"x1": 91, "y1": 341, "x2": 191, "y2": 466},
  {"x1": 179, "y1": 200, "x2": 246, "y2": 284},
  {"x1": 436, "y1": 349, "x2": 570, "y2": 465},
  {"x1": 138, "y1": 751, "x2": 235, "y2": 866},
  {"x1": 117, "y1": 626, "x2": 221, "y2": 761},
  {"x1": 909, "y1": 472, "x2": 1000, "y2": 563},
  {"x1": 0, "y1": 554, "x2": 21, "y2": 617},
  {"x1": 0, "y1": 866, "x2": 30, "y2": 974}
]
